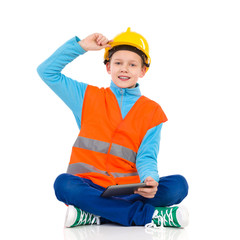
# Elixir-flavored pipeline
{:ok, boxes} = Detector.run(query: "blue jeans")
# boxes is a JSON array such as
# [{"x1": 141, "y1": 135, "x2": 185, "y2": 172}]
[{"x1": 54, "y1": 173, "x2": 188, "y2": 226}]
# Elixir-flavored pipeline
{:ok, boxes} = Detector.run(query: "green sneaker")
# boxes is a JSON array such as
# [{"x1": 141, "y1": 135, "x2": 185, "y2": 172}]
[
  {"x1": 145, "y1": 205, "x2": 189, "y2": 228},
  {"x1": 64, "y1": 205, "x2": 100, "y2": 228}
]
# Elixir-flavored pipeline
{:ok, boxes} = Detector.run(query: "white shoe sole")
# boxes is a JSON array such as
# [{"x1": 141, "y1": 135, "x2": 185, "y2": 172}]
[
  {"x1": 176, "y1": 205, "x2": 189, "y2": 227},
  {"x1": 65, "y1": 205, "x2": 77, "y2": 228}
]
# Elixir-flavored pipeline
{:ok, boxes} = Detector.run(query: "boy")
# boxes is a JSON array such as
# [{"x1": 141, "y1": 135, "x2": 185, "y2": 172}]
[{"x1": 37, "y1": 28, "x2": 189, "y2": 228}]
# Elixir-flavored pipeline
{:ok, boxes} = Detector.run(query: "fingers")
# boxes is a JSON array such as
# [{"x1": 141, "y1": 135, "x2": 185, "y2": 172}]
[
  {"x1": 137, "y1": 192, "x2": 155, "y2": 198},
  {"x1": 95, "y1": 33, "x2": 112, "y2": 49},
  {"x1": 145, "y1": 180, "x2": 158, "y2": 187},
  {"x1": 134, "y1": 187, "x2": 157, "y2": 198},
  {"x1": 79, "y1": 33, "x2": 112, "y2": 51},
  {"x1": 134, "y1": 185, "x2": 158, "y2": 198},
  {"x1": 133, "y1": 177, "x2": 159, "y2": 198},
  {"x1": 139, "y1": 186, "x2": 157, "y2": 194}
]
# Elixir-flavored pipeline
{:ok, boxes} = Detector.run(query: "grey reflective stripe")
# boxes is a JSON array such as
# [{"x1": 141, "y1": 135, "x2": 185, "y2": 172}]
[
  {"x1": 67, "y1": 162, "x2": 138, "y2": 178},
  {"x1": 67, "y1": 162, "x2": 110, "y2": 176},
  {"x1": 74, "y1": 136, "x2": 110, "y2": 154},
  {"x1": 73, "y1": 136, "x2": 136, "y2": 163},
  {"x1": 111, "y1": 172, "x2": 139, "y2": 178},
  {"x1": 110, "y1": 143, "x2": 137, "y2": 163}
]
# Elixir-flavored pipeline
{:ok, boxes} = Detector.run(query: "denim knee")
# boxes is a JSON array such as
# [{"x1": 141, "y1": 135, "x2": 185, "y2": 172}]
[
  {"x1": 175, "y1": 174, "x2": 189, "y2": 200},
  {"x1": 53, "y1": 173, "x2": 71, "y2": 202}
]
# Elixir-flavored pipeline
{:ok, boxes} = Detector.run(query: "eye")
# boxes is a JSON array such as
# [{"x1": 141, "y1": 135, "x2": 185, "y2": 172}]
[
  {"x1": 130, "y1": 63, "x2": 137, "y2": 67},
  {"x1": 114, "y1": 61, "x2": 121, "y2": 65}
]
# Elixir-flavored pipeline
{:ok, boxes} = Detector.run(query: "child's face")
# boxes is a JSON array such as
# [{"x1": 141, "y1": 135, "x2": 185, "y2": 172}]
[{"x1": 106, "y1": 50, "x2": 146, "y2": 89}]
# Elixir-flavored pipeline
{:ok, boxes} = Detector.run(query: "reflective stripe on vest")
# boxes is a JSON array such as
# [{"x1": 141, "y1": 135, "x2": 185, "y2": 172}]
[
  {"x1": 110, "y1": 143, "x2": 137, "y2": 164},
  {"x1": 67, "y1": 162, "x2": 110, "y2": 176},
  {"x1": 73, "y1": 136, "x2": 109, "y2": 154},
  {"x1": 73, "y1": 136, "x2": 137, "y2": 164},
  {"x1": 67, "y1": 162, "x2": 138, "y2": 178},
  {"x1": 111, "y1": 172, "x2": 139, "y2": 178}
]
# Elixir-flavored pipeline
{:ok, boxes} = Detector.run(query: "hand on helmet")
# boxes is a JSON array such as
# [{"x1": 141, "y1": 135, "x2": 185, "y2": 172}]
[{"x1": 79, "y1": 33, "x2": 112, "y2": 51}]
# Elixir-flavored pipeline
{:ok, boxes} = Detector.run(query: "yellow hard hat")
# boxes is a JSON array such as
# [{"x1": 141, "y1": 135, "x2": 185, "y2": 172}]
[{"x1": 104, "y1": 27, "x2": 151, "y2": 70}]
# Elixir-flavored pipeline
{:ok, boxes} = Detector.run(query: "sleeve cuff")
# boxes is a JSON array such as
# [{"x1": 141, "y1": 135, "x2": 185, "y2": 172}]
[
  {"x1": 73, "y1": 36, "x2": 87, "y2": 55},
  {"x1": 141, "y1": 173, "x2": 159, "y2": 183}
]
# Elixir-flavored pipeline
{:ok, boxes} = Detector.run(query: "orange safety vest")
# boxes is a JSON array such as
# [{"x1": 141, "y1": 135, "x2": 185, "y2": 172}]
[{"x1": 67, "y1": 85, "x2": 168, "y2": 188}]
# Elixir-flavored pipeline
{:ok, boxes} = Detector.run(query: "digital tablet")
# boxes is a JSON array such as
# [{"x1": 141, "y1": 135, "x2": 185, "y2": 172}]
[{"x1": 101, "y1": 183, "x2": 151, "y2": 197}]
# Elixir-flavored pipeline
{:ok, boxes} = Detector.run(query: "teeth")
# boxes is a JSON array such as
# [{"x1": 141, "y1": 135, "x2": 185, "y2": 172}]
[{"x1": 119, "y1": 77, "x2": 129, "y2": 79}]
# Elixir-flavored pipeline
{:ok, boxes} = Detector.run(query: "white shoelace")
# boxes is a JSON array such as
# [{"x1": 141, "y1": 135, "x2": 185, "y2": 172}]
[
  {"x1": 145, "y1": 208, "x2": 176, "y2": 229},
  {"x1": 145, "y1": 210, "x2": 165, "y2": 229},
  {"x1": 77, "y1": 210, "x2": 99, "y2": 225}
]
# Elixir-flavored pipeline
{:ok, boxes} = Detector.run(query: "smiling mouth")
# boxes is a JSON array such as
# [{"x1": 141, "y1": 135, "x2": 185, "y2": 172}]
[{"x1": 118, "y1": 76, "x2": 130, "y2": 81}]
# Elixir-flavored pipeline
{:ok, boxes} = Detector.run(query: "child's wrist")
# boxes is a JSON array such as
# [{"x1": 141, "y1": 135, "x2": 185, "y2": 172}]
[{"x1": 78, "y1": 39, "x2": 88, "y2": 51}]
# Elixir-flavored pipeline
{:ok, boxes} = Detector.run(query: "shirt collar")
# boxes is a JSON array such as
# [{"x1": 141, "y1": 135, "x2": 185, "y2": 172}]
[{"x1": 110, "y1": 80, "x2": 142, "y2": 97}]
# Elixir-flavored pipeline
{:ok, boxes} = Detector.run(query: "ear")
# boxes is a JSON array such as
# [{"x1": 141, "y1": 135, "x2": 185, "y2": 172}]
[
  {"x1": 106, "y1": 62, "x2": 111, "y2": 74},
  {"x1": 139, "y1": 66, "x2": 147, "y2": 78}
]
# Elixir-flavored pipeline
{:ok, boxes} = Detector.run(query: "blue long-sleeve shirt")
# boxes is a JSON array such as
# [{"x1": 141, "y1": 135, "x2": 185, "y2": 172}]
[{"x1": 37, "y1": 36, "x2": 164, "y2": 183}]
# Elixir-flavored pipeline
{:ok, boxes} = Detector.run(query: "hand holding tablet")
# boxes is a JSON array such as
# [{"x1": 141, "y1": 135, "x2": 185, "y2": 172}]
[{"x1": 101, "y1": 183, "x2": 152, "y2": 197}]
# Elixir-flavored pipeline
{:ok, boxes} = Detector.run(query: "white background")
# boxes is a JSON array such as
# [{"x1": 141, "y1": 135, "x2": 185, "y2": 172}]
[{"x1": 0, "y1": 0, "x2": 239, "y2": 239}]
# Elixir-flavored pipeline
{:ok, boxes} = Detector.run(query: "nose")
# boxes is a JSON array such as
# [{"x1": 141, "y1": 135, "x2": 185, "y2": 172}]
[{"x1": 120, "y1": 63, "x2": 128, "y2": 72}]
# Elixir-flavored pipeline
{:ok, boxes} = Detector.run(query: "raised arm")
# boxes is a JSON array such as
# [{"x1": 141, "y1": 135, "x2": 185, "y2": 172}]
[{"x1": 37, "y1": 34, "x2": 111, "y2": 129}]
